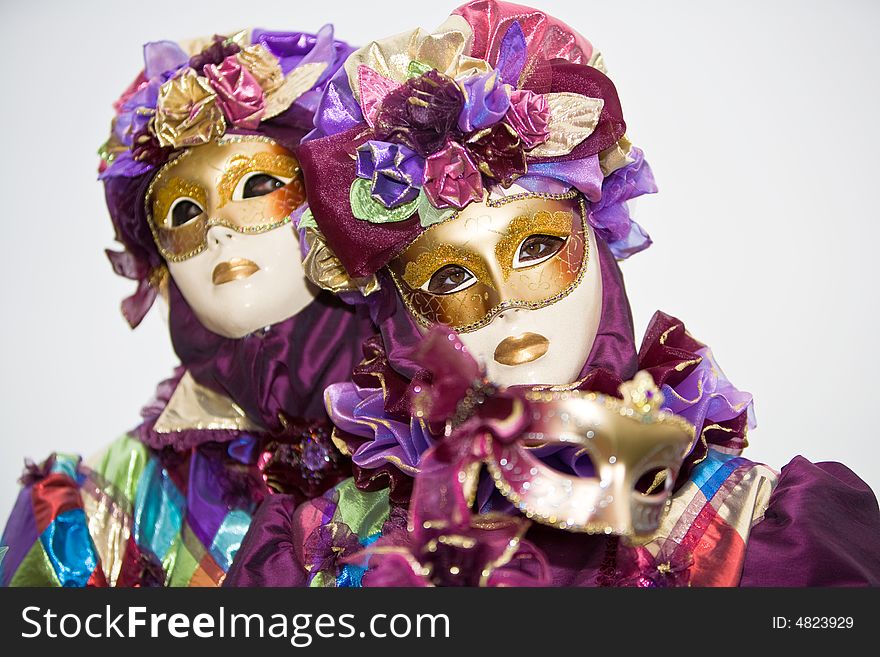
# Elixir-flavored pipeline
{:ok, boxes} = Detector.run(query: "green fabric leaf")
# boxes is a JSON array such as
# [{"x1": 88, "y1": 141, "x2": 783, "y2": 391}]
[
  {"x1": 298, "y1": 208, "x2": 318, "y2": 230},
  {"x1": 407, "y1": 60, "x2": 432, "y2": 79},
  {"x1": 416, "y1": 190, "x2": 455, "y2": 228},
  {"x1": 350, "y1": 178, "x2": 418, "y2": 224}
]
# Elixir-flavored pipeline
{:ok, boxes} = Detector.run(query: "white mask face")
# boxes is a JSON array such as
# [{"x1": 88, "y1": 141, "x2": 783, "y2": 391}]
[
  {"x1": 457, "y1": 244, "x2": 601, "y2": 386},
  {"x1": 389, "y1": 191, "x2": 602, "y2": 386},
  {"x1": 168, "y1": 224, "x2": 318, "y2": 338},
  {"x1": 147, "y1": 136, "x2": 318, "y2": 338}
]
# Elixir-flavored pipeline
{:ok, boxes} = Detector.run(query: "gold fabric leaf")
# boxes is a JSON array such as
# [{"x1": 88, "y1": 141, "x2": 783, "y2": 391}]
[
  {"x1": 599, "y1": 134, "x2": 634, "y2": 176},
  {"x1": 527, "y1": 92, "x2": 604, "y2": 158},
  {"x1": 237, "y1": 44, "x2": 284, "y2": 95},
  {"x1": 263, "y1": 62, "x2": 329, "y2": 119},
  {"x1": 344, "y1": 15, "x2": 478, "y2": 100},
  {"x1": 302, "y1": 228, "x2": 381, "y2": 295}
]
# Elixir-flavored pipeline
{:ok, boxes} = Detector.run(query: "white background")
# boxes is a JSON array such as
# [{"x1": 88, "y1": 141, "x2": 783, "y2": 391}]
[{"x1": 1, "y1": 0, "x2": 878, "y2": 522}]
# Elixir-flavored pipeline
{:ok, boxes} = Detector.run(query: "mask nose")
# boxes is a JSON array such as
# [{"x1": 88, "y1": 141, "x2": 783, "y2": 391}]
[{"x1": 207, "y1": 223, "x2": 236, "y2": 250}]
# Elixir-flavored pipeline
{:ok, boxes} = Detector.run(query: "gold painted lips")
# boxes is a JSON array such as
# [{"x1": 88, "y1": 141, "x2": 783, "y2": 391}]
[
  {"x1": 212, "y1": 258, "x2": 260, "y2": 285},
  {"x1": 493, "y1": 332, "x2": 550, "y2": 366}
]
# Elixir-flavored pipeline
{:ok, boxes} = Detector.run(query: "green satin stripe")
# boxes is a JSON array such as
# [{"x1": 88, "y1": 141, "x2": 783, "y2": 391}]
[
  {"x1": 90, "y1": 434, "x2": 150, "y2": 506},
  {"x1": 334, "y1": 478, "x2": 390, "y2": 540},
  {"x1": 9, "y1": 541, "x2": 61, "y2": 587},
  {"x1": 310, "y1": 571, "x2": 336, "y2": 588},
  {"x1": 166, "y1": 537, "x2": 199, "y2": 587}
]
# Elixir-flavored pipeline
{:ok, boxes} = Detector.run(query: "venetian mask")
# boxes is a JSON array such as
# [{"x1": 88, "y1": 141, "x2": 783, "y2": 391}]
[
  {"x1": 388, "y1": 190, "x2": 602, "y2": 386},
  {"x1": 486, "y1": 374, "x2": 695, "y2": 538},
  {"x1": 147, "y1": 135, "x2": 318, "y2": 338}
]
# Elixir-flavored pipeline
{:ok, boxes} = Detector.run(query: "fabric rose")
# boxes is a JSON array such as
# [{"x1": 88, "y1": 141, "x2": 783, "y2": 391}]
[
  {"x1": 504, "y1": 89, "x2": 550, "y2": 150},
  {"x1": 130, "y1": 123, "x2": 172, "y2": 166},
  {"x1": 189, "y1": 34, "x2": 241, "y2": 72},
  {"x1": 237, "y1": 44, "x2": 284, "y2": 95},
  {"x1": 303, "y1": 522, "x2": 363, "y2": 575},
  {"x1": 422, "y1": 141, "x2": 484, "y2": 209},
  {"x1": 457, "y1": 69, "x2": 510, "y2": 132},
  {"x1": 113, "y1": 41, "x2": 189, "y2": 147},
  {"x1": 154, "y1": 69, "x2": 226, "y2": 148},
  {"x1": 205, "y1": 55, "x2": 266, "y2": 129},
  {"x1": 373, "y1": 70, "x2": 464, "y2": 157},
  {"x1": 465, "y1": 122, "x2": 527, "y2": 187},
  {"x1": 355, "y1": 140, "x2": 425, "y2": 208}
]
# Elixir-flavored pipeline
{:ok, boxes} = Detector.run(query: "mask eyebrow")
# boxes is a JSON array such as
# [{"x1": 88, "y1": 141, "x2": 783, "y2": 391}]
[
  {"x1": 150, "y1": 176, "x2": 208, "y2": 228},
  {"x1": 401, "y1": 243, "x2": 496, "y2": 291},
  {"x1": 216, "y1": 151, "x2": 300, "y2": 208},
  {"x1": 494, "y1": 209, "x2": 574, "y2": 279}
]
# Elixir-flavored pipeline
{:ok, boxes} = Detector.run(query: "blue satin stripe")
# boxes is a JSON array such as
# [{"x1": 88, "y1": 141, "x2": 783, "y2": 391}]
[
  {"x1": 691, "y1": 450, "x2": 745, "y2": 500},
  {"x1": 133, "y1": 458, "x2": 185, "y2": 561},
  {"x1": 50, "y1": 453, "x2": 80, "y2": 481},
  {"x1": 40, "y1": 509, "x2": 97, "y2": 587},
  {"x1": 335, "y1": 532, "x2": 380, "y2": 588},
  {"x1": 210, "y1": 510, "x2": 251, "y2": 571}
]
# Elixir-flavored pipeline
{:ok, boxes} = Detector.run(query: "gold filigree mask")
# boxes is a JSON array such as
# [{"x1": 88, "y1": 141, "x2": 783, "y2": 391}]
[
  {"x1": 387, "y1": 192, "x2": 587, "y2": 333},
  {"x1": 487, "y1": 374, "x2": 696, "y2": 538},
  {"x1": 146, "y1": 135, "x2": 305, "y2": 262}
]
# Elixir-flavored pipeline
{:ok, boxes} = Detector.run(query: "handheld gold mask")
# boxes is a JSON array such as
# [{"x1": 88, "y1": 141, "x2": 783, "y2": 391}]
[
  {"x1": 146, "y1": 135, "x2": 305, "y2": 262},
  {"x1": 387, "y1": 191, "x2": 588, "y2": 334},
  {"x1": 486, "y1": 374, "x2": 696, "y2": 538}
]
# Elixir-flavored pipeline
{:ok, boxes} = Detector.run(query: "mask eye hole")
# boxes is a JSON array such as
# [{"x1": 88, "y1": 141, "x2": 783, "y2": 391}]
[
  {"x1": 233, "y1": 172, "x2": 292, "y2": 201},
  {"x1": 167, "y1": 198, "x2": 205, "y2": 227},
  {"x1": 513, "y1": 234, "x2": 566, "y2": 269},
  {"x1": 634, "y1": 467, "x2": 672, "y2": 496},
  {"x1": 422, "y1": 264, "x2": 477, "y2": 295}
]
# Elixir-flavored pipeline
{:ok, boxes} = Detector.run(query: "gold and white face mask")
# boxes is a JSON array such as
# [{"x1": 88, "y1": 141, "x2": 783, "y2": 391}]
[
  {"x1": 388, "y1": 191, "x2": 603, "y2": 387},
  {"x1": 147, "y1": 135, "x2": 305, "y2": 262},
  {"x1": 145, "y1": 135, "x2": 317, "y2": 339}
]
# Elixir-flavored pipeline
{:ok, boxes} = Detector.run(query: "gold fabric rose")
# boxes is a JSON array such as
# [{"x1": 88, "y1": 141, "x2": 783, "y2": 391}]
[{"x1": 154, "y1": 69, "x2": 226, "y2": 149}]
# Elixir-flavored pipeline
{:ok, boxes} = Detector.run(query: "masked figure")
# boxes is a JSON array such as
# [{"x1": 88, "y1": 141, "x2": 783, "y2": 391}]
[
  {"x1": 0, "y1": 26, "x2": 377, "y2": 587},
  {"x1": 223, "y1": 1, "x2": 880, "y2": 588}
]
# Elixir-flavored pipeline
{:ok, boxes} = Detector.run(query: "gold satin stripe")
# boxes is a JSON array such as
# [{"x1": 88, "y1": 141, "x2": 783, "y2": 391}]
[{"x1": 80, "y1": 482, "x2": 131, "y2": 587}]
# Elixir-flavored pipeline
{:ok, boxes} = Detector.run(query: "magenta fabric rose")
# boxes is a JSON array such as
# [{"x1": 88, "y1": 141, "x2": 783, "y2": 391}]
[
  {"x1": 205, "y1": 55, "x2": 266, "y2": 129},
  {"x1": 423, "y1": 141, "x2": 484, "y2": 209},
  {"x1": 504, "y1": 89, "x2": 550, "y2": 150}
]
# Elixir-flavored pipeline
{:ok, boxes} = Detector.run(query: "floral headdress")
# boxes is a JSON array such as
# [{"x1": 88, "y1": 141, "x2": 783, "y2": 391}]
[
  {"x1": 297, "y1": 0, "x2": 656, "y2": 280},
  {"x1": 98, "y1": 26, "x2": 354, "y2": 326}
]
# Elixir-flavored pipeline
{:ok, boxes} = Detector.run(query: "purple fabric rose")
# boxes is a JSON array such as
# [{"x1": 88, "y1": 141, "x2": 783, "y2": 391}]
[
  {"x1": 205, "y1": 55, "x2": 266, "y2": 129},
  {"x1": 356, "y1": 140, "x2": 425, "y2": 208},
  {"x1": 457, "y1": 69, "x2": 510, "y2": 132},
  {"x1": 505, "y1": 89, "x2": 550, "y2": 149},
  {"x1": 422, "y1": 142, "x2": 484, "y2": 209},
  {"x1": 373, "y1": 70, "x2": 465, "y2": 157},
  {"x1": 465, "y1": 122, "x2": 527, "y2": 187}
]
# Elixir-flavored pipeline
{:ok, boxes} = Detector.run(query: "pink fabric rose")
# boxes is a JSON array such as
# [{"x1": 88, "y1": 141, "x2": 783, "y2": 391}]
[
  {"x1": 504, "y1": 89, "x2": 550, "y2": 150},
  {"x1": 423, "y1": 142, "x2": 484, "y2": 209},
  {"x1": 205, "y1": 55, "x2": 266, "y2": 129}
]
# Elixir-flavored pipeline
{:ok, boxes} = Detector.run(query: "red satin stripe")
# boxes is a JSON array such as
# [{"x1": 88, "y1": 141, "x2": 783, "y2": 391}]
[{"x1": 31, "y1": 473, "x2": 85, "y2": 534}]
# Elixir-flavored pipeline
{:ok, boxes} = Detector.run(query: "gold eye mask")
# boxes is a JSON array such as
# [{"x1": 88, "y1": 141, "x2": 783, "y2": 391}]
[
  {"x1": 388, "y1": 192, "x2": 588, "y2": 333},
  {"x1": 146, "y1": 136, "x2": 305, "y2": 262}
]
